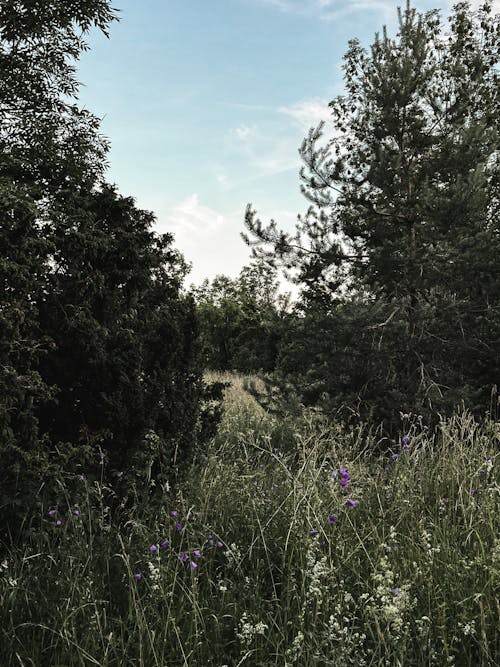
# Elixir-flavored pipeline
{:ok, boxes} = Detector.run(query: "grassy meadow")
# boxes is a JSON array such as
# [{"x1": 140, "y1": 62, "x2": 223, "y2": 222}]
[{"x1": 1, "y1": 373, "x2": 499, "y2": 666}]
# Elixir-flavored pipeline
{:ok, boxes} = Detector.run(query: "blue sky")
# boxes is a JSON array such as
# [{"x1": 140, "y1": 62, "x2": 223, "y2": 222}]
[{"x1": 77, "y1": 0, "x2": 488, "y2": 287}]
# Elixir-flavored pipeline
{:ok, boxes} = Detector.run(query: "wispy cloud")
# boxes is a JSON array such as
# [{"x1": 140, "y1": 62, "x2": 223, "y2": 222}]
[
  {"x1": 165, "y1": 194, "x2": 224, "y2": 239},
  {"x1": 228, "y1": 122, "x2": 300, "y2": 177},
  {"x1": 257, "y1": 0, "x2": 399, "y2": 22},
  {"x1": 277, "y1": 98, "x2": 331, "y2": 133},
  {"x1": 149, "y1": 195, "x2": 255, "y2": 285},
  {"x1": 259, "y1": 0, "x2": 500, "y2": 21}
]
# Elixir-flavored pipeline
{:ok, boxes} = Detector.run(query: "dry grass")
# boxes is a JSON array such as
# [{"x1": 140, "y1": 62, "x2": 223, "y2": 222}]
[{"x1": 205, "y1": 370, "x2": 265, "y2": 411}]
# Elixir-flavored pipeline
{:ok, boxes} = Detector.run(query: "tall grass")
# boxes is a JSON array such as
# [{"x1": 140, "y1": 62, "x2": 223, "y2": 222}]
[{"x1": 1, "y1": 374, "x2": 499, "y2": 665}]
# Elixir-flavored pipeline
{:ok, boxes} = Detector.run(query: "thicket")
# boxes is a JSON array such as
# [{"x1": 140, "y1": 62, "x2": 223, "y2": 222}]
[
  {"x1": 193, "y1": 261, "x2": 291, "y2": 373},
  {"x1": 0, "y1": 0, "x2": 213, "y2": 546}
]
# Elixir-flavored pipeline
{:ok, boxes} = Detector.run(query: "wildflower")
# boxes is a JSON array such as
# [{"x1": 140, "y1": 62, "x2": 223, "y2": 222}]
[
  {"x1": 48, "y1": 509, "x2": 56, "y2": 517},
  {"x1": 402, "y1": 436, "x2": 410, "y2": 446},
  {"x1": 133, "y1": 573, "x2": 142, "y2": 581},
  {"x1": 216, "y1": 541, "x2": 223, "y2": 549},
  {"x1": 486, "y1": 454, "x2": 492, "y2": 462},
  {"x1": 391, "y1": 588, "x2": 400, "y2": 596},
  {"x1": 479, "y1": 469, "x2": 485, "y2": 475},
  {"x1": 208, "y1": 538, "x2": 214, "y2": 546},
  {"x1": 327, "y1": 515, "x2": 336, "y2": 525},
  {"x1": 469, "y1": 489, "x2": 476, "y2": 495},
  {"x1": 170, "y1": 510, "x2": 178, "y2": 517},
  {"x1": 175, "y1": 522, "x2": 183, "y2": 531},
  {"x1": 309, "y1": 529, "x2": 319, "y2": 537},
  {"x1": 331, "y1": 470, "x2": 338, "y2": 478},
  {"x1": 340, "y1": 477, "x2": 349, "y2": 488},
  {"x1": 190, "y1": 561, "x2": 198, "y2": 570},
  {"x1": 77, "y1": 474, "x2": 85, "y2": 481},
  {"x1": 193, "y1": 549, "x2": 201, "y2": 558},
  {"x1": 339, "y1": 467, "x2": 351, "y2": 480},
  {"x1": 56, "y1": 520, "x2": 62, "y2": 526},
  {"x1": 99, "y1": 452, "x2": 105, "y2": 461},
  {"x1": 160, "y1": 539, "x2": 169, "y2": 549},
  {"x1": 391, "y1": 453, "x2": 398, "y2": 461},
  {"x1": 149, "y1": 545, "x2": 157, "y2": 554},
  {"x1": 72, "y1": 509, "x2": 80, "y2": 517},
  {"x1": 178, "y1": 552, "x2": 189, "y2": 563},
  {"x1": 346, "y1": 499, "x2": 358, "y2": 508}
]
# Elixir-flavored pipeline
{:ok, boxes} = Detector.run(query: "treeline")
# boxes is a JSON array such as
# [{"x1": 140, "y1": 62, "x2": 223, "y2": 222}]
[{"x1": 196, "y1": 1, "x2": 500, "y2": 428}]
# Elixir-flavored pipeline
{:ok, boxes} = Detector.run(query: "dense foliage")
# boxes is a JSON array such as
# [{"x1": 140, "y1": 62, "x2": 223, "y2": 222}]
[
  {"x1": 244, "y1": 1, "x2": 500, "y2": 428},
  {"x1": 193, "y1": 262, "x2": 291, "y2": 373},
  {"x1": 0, "y1": 0, "x2": 210, "y2": 544}
]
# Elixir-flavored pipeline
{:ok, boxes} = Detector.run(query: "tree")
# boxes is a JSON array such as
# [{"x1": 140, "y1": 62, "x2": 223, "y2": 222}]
[
  {"x1": 244, "y1": 1, "x2": 500, "y2": 426},
  {"x1": 0, "y1": 1, "x2": 214, "y2": 540},
  {"x1": 37, "y1": 185, "x2": 203, "y2": 480},
  {"x1": 194, "y1": 262, "x2": 291, "y2": 373},
  {"x1": 0, "y1": 0, "x2": 118, "y2": 539}
]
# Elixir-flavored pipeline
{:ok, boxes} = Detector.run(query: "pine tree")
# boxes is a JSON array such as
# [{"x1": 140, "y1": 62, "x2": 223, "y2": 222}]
[{"x1": 244, "y1": 1, "x2": 500, "y2": 425}]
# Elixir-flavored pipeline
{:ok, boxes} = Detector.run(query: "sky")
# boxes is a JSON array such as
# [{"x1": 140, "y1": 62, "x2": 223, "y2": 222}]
[{"x1": 77, "y1": 0, "x2": 496, "y2": 288}]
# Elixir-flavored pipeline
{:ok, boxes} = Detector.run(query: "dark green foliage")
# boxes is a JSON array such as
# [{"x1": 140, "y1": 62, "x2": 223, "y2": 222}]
[
  {"x1": 244, "y1": 1, "x2": 500, "y2": 428},
  {"x1": 36, "y1": 185, "x2": 203, "y2": 487},
  {"x1": 0, "y1": 0, "x2": 214, "y2": 544},
  {"x1": 194, "y1": 261, "x2": 290, "y2": 373}
]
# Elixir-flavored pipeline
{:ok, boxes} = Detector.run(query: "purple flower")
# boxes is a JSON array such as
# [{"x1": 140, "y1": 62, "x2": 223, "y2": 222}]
[
  {"x1": 77, "y1": 474, "x2": 85, "y2": 481},
  {"x1": 327, "y1": 515, "x2": 336, "y2": 525},
  {"x1": 72, "y1": 510, "x2": 80, "y2": 517},
  {"x1": 486, "y1": 454, "x2": 492, "y2": 462},
  {"x1": 391, "y1": 453, "x2": 398, "y2": 461},
  {"x1": 170, "y1": 510, "x2": 178, "y2": 517},
  {"x1": 339, "y1": 467, "x2": 351, "y2": 480},
  {"x1": 391, "y1": 588, "x2": 400, "y2": 596},
  {"x1": 402, "y1": 436, "x2": 410, "y2": 446},
  {"x1": 479, "y1": 469, "x2": 485, "y2": 475},
  {"x1": 346, "y1": 499, "x2": 358, "y2": 508},
  {"x1": 216, "y1": 541, "x2": 223, "y2": 549},
  {"x1": 340, "y1": 477, "x2": 349, "y2": 488},
  {"x1": 331, "y1": 470, "x2": 338, "y2": 478},
  {"x1": 133, "y1": 573, "x2": 142, "y2": 581},
  {"x1": 469, "y1": 489, "x2": 476, "y2": 495},
  {"x1": 99, "y1": 452, "x2": 105, "y2": 461},
  {"x1": 175, "y1": 522, "x2": 183, "y2": 531},
  {"x1": 178, "y1": 552, "x2": 189, "y2": 563},
  {"x1": 309, "y1": 529, "x2": 319, "y2": 537},
  {"x1": 193, "y1": 549, "x2": 201, "y2": 558},
  {"x1": 48, "y1": 509, "x2": 56, "y2": 517},
  {"x1": 56, "y1": 520, "x2": 62, "y2": 526},
  {"x1": 190, "y1": 561, "x2": 198, "y2": 570},
  {"x1": 160, "y1": 539, "x2": 169, "y2": 549},
  {"x1": 208, "y1": 538, "x2": 214, "y2": 546},
  {"x1": 149, "y1": 545, "x2": 157, "y2": 554}
]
